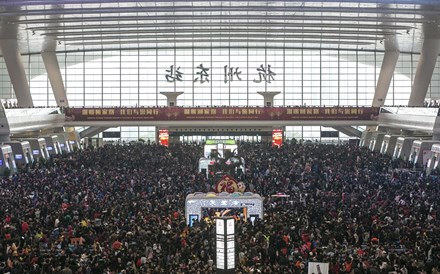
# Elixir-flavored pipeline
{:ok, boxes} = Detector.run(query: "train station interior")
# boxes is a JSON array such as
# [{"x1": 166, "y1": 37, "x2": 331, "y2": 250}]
[{"x1": 1, "y1": 1, "x2": 440, "y2": 273}]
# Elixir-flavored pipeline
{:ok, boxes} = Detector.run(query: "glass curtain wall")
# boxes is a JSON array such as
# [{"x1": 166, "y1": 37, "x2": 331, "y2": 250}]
[{"x1": 2, "y1": 47, "x2": 438, "y2": 142}]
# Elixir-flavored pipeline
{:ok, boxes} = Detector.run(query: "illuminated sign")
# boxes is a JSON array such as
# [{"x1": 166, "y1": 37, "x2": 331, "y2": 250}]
[
  {"x1": 216, "y1": 217, "x2": 235, "y2": 271},
  {"x1": 226, "y1": 218, "x2": 235, "y2": 269},
  {"x1": 189, "y1": 214, "x2": 198, "y2": 227},
  {"x1": 206, "y1": 139, "x2": 236, "y2": 145},
  {"x1": 32, "y1": 150, "x2": 40, "y2": 155},
  {"x1": 15, "y1": 154, "x2": 23, "y2": 160},
  {"x1": 216, "y1": 218, "x2": 224, "y2": 235},
  {"x1": 103, "y1": 131, "x2": 121, "y2": 138},
  {"x1": 272, "y1": 129, "x2": 283, "y2": 148},
  {"x1": 158, "y1": 129, "x2": 169, "y2": 147},
  {"x1": 185, "y1": 193, "x2": 264, "y2": 226},
  {"x1": 321, "y1": 131, "x2": 339, "y2": 138}
]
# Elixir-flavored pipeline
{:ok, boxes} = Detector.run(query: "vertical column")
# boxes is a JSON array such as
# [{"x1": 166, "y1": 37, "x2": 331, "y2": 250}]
[
  {"x1": 372, "y1": 48, "x2": 399, "y2": 107},
  {"x1": 41, "y1": 51, "x2": 69, "y2": 107},
  {"x1": 257, "y1": 91, "x2": 280, "y2": 107},
  {"x1": 0, "y1": 39, "x2": 34, "y2": 107},
  {"x1": 367, "y1": 34, "x2": 399, "y2": 132},
  {"x1": 432, "y1": 117, "x2": 440, "y2": 140},
  {"x1": 0, "y1": 104, "x2": 11, "y2": 142},
  {"x1": 160, "y1": 92, "x2": 184, "y2": 107},
  {"x1": 408, "y1": 23, "x2": 440, "y2": 106},
  {"x1": 373, "y1": 4, "x2": 399, "y2": 108}
]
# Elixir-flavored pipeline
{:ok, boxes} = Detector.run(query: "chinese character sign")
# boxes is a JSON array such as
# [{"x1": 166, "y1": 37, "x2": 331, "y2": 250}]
[
  {"x1": 165, "y1": 65, "x2": 184, "y2": 82},
  {"x1": 254, "y1": 64, "x2": 276, "y2": 83},
  {"x1": 224, "y1": 65, "x2": 243, "y2": 83},
  {"x1": 164, "y1": 64, "x2": 277, "y2": 84},
  {"x1": 194, "y1": 64, "x2": 210, "y2": 84}
]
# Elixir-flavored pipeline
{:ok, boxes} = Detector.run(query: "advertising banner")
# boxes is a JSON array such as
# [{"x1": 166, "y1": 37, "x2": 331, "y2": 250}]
[
  {"x1": 272, "y1": 129, "x2": 283, "y2": 148},
  {"x1": 65, "y1": 107, "x2": 380, "y2": 121},
  {"x1": 158, "y1": 129, "x2": 169, "y2": 147}
]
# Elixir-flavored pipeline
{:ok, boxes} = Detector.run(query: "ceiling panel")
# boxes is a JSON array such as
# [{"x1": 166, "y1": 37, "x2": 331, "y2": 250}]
[{"x1": 0, "y1": 0, "x2": 438, "y2": 55}]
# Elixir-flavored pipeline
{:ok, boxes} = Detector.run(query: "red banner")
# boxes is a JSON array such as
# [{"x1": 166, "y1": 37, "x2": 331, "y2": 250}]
[
  {"x1": 158, "y1": 129, "x2": 169, "y2": 147},
  {"x1": 65, "y1": 106, "x2": 380, "y2": 121},
  {"x1": 272, "y1": 129, "x2": 283, "y2": 148}
]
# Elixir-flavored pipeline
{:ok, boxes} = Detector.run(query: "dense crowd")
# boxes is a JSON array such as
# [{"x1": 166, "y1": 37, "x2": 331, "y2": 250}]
[{"x1": 0, "y1": 141, "x2": 439, "y2": 274}]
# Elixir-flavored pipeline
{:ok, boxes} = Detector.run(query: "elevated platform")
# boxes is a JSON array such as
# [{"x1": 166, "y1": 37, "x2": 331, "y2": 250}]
[
  {"x1": 378, "y1": 107, "x2": 440, "y2": 133},
  {"x1": 4, "y1": 106, "x2": 440, "y2": 138},
  {"x1": 5, "y1": 108, "x2": 65, "y2": 134}
]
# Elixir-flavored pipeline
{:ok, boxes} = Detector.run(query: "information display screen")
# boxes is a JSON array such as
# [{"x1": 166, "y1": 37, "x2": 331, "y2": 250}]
[
  {"x1": 216, "y1": 217, "x2": 235, "y2": 270},
  {"x1": 189, "y1": 214, "x2": 199, "y2": 227},
  {"x1": 216, "y1": 219, "x2": 224, "y2": 234},
  {"x1": 216, "y1": 221, "x2": 225, "y2": 270},
  {"x1": 158, "y1": 129, "x2": 169, "y2": 147},
  {"x1": 226, "y1": 218, "x2": 235, "y2": 234},
  {"x1": 272, "y1": 129, "x2": 283, "y2": 148}
]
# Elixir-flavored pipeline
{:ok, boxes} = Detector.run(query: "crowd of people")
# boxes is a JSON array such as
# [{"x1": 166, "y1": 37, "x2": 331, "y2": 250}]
[
  {"x1": 424, "y1": 100, "x2": 440, "y2": 108},
  {"x1": 0, "y1": 141, "x2": 439, "y2": 274}
]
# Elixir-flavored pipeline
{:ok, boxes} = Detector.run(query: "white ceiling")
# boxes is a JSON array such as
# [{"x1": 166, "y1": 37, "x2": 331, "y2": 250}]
[{"x1": 1, "y1": 0, "x2": 440, "y2": 55}]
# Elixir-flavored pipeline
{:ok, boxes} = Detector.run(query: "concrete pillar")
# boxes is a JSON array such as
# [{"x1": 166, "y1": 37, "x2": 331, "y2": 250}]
[
  {"x1": 373, "y1": 4, "x2": 400, "y2": 107},
  {"x1": 368, "y1": 34, "x2": 399, "y2": 132},
  {"x1": 408, "y1": 23, "x2": 440, "y2": 106},
  {"x1": 432, "y1": 117, "x2": 440, "y2": 140},
  {"x1": 0, "y1": 39, "x2": 34, "y2": 107},
  {"x1": 257, "y1": 92, "x2": 280, "y2": 107},
  {"x1": 0, "y1": 104, "x2": 11, "y2": 142},
  {"x1": 160, "y1": 92, "x2": 184, "y2": 107},
  {"x1": 372, "y1": 47, "x2": 399, "y2": 107},
  {"x1": 41, "y1": 51, "x2": 69, "y2": 107}
]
